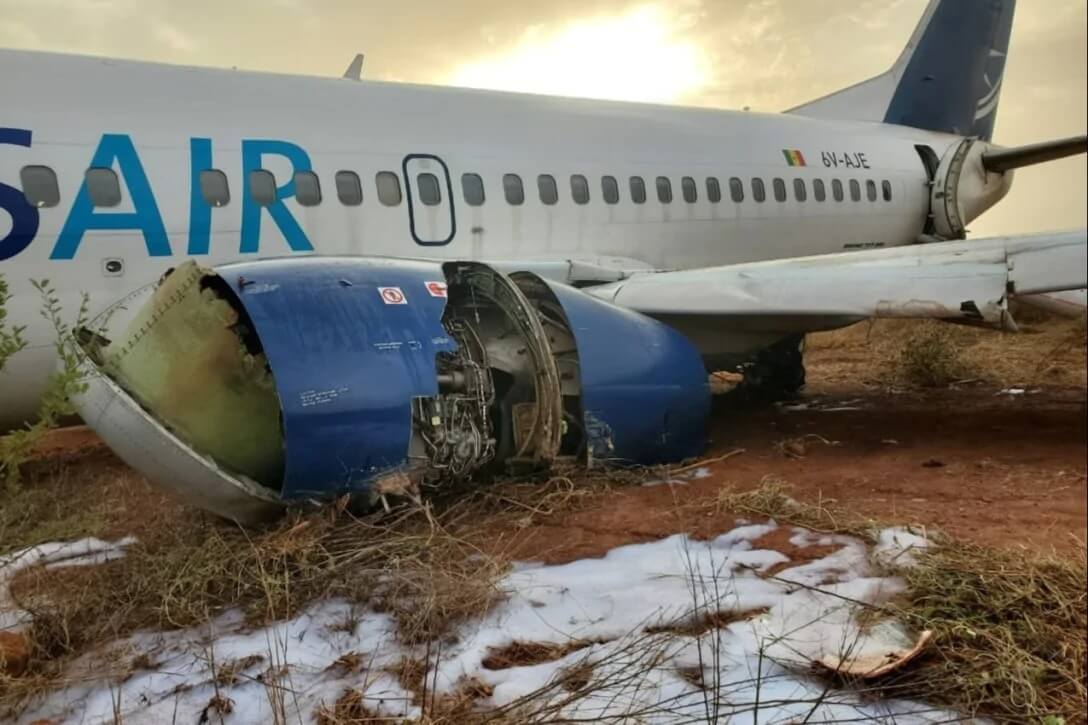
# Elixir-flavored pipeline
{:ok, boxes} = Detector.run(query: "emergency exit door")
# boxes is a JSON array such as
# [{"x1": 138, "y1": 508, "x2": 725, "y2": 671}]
[{"x1": 403, "y1": 154, "x2": 456, "y2": 245}]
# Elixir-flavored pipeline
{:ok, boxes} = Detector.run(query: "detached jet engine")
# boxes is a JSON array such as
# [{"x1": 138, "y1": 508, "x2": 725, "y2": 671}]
[{"x1": 72, "y1": 258, "x2": 709, "y2": 524}]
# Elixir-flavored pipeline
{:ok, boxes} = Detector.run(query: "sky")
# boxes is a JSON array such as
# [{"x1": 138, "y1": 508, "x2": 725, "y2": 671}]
[{"x1": 1, "y1": 0, "x2": 1085, "y2": 236}]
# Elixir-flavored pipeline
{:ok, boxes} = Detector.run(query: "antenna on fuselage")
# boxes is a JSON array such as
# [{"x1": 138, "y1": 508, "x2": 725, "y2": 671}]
[{"x1": 342, "y1": 53, "x2": 364, "y2": 81}]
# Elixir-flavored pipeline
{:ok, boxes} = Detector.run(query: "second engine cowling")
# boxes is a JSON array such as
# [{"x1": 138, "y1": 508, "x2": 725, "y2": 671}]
[
  {"x1": 928, "y1": 137, "x2": 1014, "y2": 240},
  {"x1": 72, "y1": 257, "x2": 710, "y2": 524}
]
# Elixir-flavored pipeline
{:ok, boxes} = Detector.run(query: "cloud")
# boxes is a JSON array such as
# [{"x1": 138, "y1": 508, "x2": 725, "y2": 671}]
[
  {"x1": 0, "y1": 19, "x2": 43, "y2": 47},
  {"x1": 445, "y1": 4, "x2": 714, "y2": 104},
  {"x1": 152, "y1": 21, "x2": 196, "y2": 53}
]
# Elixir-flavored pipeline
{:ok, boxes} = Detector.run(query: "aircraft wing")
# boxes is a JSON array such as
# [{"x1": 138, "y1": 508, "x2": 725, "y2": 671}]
[{"x1": 586, "y1": 231, "x2": 1087, "y2": 335}]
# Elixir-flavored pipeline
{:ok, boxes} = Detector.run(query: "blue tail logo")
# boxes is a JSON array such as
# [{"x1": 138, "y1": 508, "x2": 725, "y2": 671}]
[
  {"x1": 791, "y1": 1, "x2": 1016, "y2": 143},
  {"x1": 884, "y1": 0, "x2": 1015, "y2": 141}
]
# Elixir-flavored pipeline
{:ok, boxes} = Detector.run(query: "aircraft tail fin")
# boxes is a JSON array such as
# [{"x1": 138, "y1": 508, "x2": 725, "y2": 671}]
[{"x1": 789, "y1": 0, "x2": 1015, "y2": 141}]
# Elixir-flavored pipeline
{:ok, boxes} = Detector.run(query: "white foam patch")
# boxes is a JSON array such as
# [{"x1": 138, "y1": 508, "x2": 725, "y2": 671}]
[
  {"x1": 18, "y1": 525, "x2": 959, "y2": 723},
  {"x1": 19, "y1": 601, "x2": 418, "y2": 724},
  {"x1": 873, "y1": 526, "x2": 932, "y2": 568},
  {"x1": 1, "y1": 537, "x2": 136, "y2": 631}
]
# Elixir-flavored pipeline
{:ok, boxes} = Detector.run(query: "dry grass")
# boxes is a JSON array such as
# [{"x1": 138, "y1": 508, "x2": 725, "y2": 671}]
[
  {"x1": 717, "y1": 480, "x2": 1088, "y2": 723},
  {"x1": 1, "y1": 496, "x2": 504, "y2": 715},
  {"x1": 719, "y1": 476, "x2": 880, "y2": 539},
  {"x1": 0, "y1": 464, "x2": 639, "y2": 718},
  {"x1": 888, "y1": 542, "x2": 1087, "y2": 722},
  {"x1": 480, "y1": 640, "x2": 597, "y2": 670},
  {"x1": 316, "y1": 688, "x2": 386, "y2": 724},
  {"x1": 3, "y1": 433, "x2": 1086, "y2": 721},
  {"x1": 0, "y1": 461, "x2": 115, "y2": 559},
  {"x1": 807, "y1": 314, "x2": 1087, "y2": 389}
]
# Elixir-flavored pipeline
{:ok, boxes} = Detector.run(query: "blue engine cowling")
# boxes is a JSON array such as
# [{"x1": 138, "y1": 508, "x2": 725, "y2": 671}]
[
  {"x1": 510, "y1": 273, "x2": 709, "y2": 465},
  {"x1": 217, "y1": 257, "x2": 457, "y2": 501},
  {"x1": 75, "y1": 256, "x2": 710, "y2": 522}
]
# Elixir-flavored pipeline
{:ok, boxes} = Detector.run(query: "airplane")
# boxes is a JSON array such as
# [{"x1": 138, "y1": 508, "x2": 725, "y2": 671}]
[{"x1": 1, "y1": 0, "x2": 1086, "y2": 519}]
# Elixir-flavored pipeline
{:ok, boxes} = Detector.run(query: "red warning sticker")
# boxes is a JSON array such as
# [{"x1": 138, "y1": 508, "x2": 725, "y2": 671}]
[
  {"x1": 378, "y1": 286, "x2": 407, "y2": 305},
  {"x1": 425, "y1": 281, "x2": 448, "y2": 298}
]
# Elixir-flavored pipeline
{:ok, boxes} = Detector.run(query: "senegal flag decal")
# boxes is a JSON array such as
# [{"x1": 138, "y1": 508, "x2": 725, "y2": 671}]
[{"x1": 783, "y1": 149, "x2": 807, "y2": 167}]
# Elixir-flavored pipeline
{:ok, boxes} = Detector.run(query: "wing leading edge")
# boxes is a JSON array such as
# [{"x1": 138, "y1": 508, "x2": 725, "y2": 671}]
[{"x1": 588, "y1": 231, "x2": 1087, "y2": 336}]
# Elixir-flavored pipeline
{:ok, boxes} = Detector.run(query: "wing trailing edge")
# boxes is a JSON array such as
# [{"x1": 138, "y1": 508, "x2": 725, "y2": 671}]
[{"x1": 588, "y1": 231, "x2": 1087, "y2": 334}]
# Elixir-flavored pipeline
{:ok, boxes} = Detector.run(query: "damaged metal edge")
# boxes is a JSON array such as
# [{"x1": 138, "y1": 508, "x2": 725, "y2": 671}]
[{"x1": 71, "y1": 344, "x2": 285, "y2": 526}]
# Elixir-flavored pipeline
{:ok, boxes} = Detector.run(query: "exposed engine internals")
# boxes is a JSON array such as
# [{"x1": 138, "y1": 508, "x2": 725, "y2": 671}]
[{"x1": 406, "y1": 262, "x2": 574, "y2": 491}]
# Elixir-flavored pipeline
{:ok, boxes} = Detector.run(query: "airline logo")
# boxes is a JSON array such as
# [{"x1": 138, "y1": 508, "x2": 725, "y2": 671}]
[
  {"x1": 782, "y1": 149, "x2": 807, "y2": 167},
  {"x1": 1, "y1": 129, "x2": 316, "y2": 262},
  {"x1": 974, "y1": 51, "x2": 1006, "y2": 122}
]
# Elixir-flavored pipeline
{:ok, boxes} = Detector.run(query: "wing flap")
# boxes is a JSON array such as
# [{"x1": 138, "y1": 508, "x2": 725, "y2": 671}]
[{"x1": 588, "y1": 231, "x2": 1086, "y2": 333}]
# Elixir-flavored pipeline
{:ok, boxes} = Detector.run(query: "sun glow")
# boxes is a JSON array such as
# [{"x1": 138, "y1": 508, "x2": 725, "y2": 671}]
[{"x1": 447, "y1": 5, "x2": 713, "y2": 104}]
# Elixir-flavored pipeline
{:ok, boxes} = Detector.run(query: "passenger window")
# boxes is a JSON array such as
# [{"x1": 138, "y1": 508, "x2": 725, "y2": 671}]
[
  {"x1": 773, "y1": 178, "x2": 787, "y2": 202},
  {"x1": 571, "y1": 174, "x2": 590, "y2": 205},
  {"x1": 247, "y1": 170, "x2": 276, "y2": 206},
  {"x1": 681, "y1": 176, "x2": 697, "y2": 203},
  {"x1": 882, "y1": 180, "x2": 893, "y2": 202},
  {"x1": 461, "y1": 173, "x2": 485, "y2": 206},
  {"x1": 629, "y1": 176, "x2": 647, "y2": 204},
  {"x1": 20, "y1": 165, "x2": 60, "y2": 208},
  {"x1": 866, "y1": 179, "x2": 877, "y2": 202},
  {"x1": 294, "y1": 171, "x2": 322, "y2": 207},
  {"x1": 197, "y1": 169, "x2": 230, "y2": 207},
  {"x1": 729, "y1": 177, "x2": 744, "y2": 203},
  {"x1": 601, "y1": 175, "x2": 620, "y2": 205},
  {"x1": 849, "y1": 179, "x2": 861, "y2": 201},
  {"x1": 751, "y1": 178, "x2": 766, "y2": 203},
  {"x1": 656, "y1": 176, "x2": 673, "y2": 203},
  {"x1": 417, "y1": 172, "x2": 441, "y2": 206},
  {"x1": 86, "y1": 168, "x2": 122, "y2": 207},
  {"x1": 832, "y1": 179, "x2": 844, "y2": 202},
  {"x1": 793, "y1": 178, "x2": 806, "y2": 202},
  {"x1": 503, "y1": 173, "x2": 525, "y2": 205},
  {"x1": 376, "y1": 171, "x2": 403, "y2": 206},
  {"x1": 537, "y1": 174, "x2": 558, "y2": 205},
  {"x1": 813, "y1": 178, "x2": 826, "y2": 202},
  {"x1": 335, "y1": 171, "x2": 363, "y2": 206},
  {"x1": 706, "y1": 177, "x2": 721, "y2": 203}
]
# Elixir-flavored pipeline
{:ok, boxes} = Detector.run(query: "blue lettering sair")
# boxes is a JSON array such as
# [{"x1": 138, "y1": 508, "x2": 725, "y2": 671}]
[
  {"x1": 187, "y1": 138, "x2": 214, "y2": 255},
  {"x1": 0, "y1": 128, "x2": 40, "y2": 262},
  {"x1": 51, "y1": 134, "x2": 171, "y2": 260},
  {"x1": 240, "y1": 139, "x2": 314, "y2": 254}
]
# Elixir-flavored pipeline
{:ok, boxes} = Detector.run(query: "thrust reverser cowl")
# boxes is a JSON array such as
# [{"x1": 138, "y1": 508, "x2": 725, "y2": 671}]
[{"x1": 72, "y1": 257, "x2": 710, "y2": 525}]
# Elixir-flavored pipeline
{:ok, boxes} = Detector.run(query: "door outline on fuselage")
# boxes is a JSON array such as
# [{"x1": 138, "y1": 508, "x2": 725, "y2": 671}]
[{"x1": 402, "y1": 154, "x2": 456, "y2": 246}]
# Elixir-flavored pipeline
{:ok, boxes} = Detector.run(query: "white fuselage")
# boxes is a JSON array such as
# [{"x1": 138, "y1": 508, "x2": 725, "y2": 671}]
[{"x1": 1, "y1": 49, "x2": 967, "y2": 425}]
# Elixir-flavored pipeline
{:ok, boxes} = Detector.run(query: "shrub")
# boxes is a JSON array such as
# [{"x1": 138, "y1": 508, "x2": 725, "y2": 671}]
[
  {"x1": 0, "y1": 279, "x2": 90, "y2": 488},
  {"x1": 0, "y1": 274, "x2": 26, "y2": 374},
  {"x1": 894, "y1": 322, "x2": 973, "y2": 387}
]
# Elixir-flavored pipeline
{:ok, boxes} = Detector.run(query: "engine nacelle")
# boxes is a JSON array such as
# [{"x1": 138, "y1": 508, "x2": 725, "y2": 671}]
[
  {"x1": 930, "y1": 138, "x2": 1014, "y2": 239},
  {"x1": 72, "y1": 257, "x2": 709, "y2": 524}
]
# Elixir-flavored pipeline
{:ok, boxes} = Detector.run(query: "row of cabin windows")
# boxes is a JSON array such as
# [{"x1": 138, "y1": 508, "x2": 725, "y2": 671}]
[
  {"x1": 17, "y1": 165, "x2": 895, "y2": 210},
  {"x1": 493, "y1": 174, "x2": 893, "y2": 206}
]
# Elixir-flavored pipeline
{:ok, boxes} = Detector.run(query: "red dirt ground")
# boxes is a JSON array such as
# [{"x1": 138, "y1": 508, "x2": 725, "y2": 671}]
[{"x1": 495, "y1": 382, "x2": 1086, "y2": 564}]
